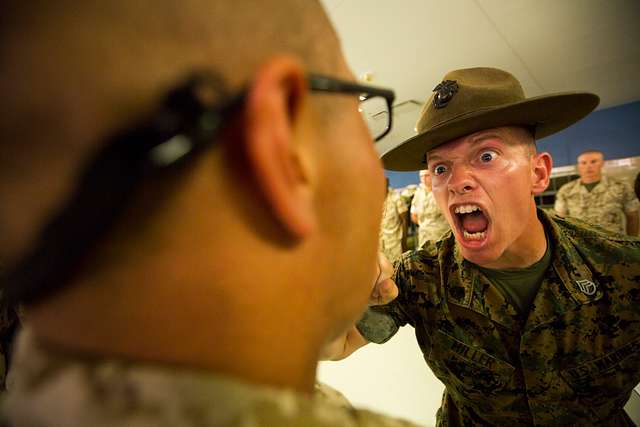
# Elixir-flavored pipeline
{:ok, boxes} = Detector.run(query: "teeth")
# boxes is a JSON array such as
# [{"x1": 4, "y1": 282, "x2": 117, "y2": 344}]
[
  {"x1": 454, "y1": 204, "x2": 482, "y2": 214},
  {"x1": 463, "y1": 230, "x2": 486, "y2": 240}
]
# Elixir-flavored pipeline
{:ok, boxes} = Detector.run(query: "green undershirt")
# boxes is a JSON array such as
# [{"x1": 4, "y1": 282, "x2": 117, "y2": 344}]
[
  {"x1": 476, "y1": 232, "x2": 552, "y2": 316},
  {"x1": 581, "y1": 181, "x2": 600, "y2": 192}
]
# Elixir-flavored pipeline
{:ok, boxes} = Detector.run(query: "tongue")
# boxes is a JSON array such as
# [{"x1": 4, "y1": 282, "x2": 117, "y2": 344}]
[{"x1": 461, "y1": 211, "x2": 488, "y2": 233}]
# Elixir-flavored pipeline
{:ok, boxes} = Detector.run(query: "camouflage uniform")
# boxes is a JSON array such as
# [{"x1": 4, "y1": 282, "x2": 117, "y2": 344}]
[
  {"x1": 380, "y1": 188, "x2": 408, "y2": 261},
  {"x1": 3, "y1": 327, "x2": 422, "y2": 427},
  {"x1": 410, "y1": 185, "x2": 450, "y2": 248},
  {"x1": 359, "y1": 210, "x2": 640, "y2": 426},
  {"x1": 554, "y1": 175, "x2": 639, "y2": 234}
]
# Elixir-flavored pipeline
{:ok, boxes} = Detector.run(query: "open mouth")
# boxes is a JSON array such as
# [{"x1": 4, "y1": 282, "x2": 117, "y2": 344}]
[{"x1": 452, "y1": 204, "x2": 490, "y2": 243}]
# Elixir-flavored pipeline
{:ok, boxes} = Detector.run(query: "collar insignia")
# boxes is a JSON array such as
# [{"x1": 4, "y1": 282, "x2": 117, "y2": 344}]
[
  {"x1": 432, "y1": 80, "x2": 459, "y2": 109},
  {"x1": 576, "y1": 279, "x2": 597, "y2": 296}
]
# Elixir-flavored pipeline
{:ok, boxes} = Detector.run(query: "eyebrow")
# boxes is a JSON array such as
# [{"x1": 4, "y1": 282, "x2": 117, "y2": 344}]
[{"x1": 426, "y1": 133, "x2": 505, "y2": 163}]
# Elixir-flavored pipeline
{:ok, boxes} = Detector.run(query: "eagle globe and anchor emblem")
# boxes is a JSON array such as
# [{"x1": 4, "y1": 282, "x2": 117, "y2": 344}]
[{"x1": 432, "y1": 79, "x2": 459, "y2": 109}]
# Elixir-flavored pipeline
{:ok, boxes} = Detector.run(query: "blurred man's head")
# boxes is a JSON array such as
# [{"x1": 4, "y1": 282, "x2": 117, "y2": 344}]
[
  {"x1": 419, "y1": 169, "x2": 432, "y2": 190},
  {"x1": 427, "y1": 126, "x2": 551, "y2": 268},
  {"x1": 577, "y1": 150, "x2": 604, "y2": 184},
  {"x1": 1, "y1": 0, "x2": 385, "y2": 391}
]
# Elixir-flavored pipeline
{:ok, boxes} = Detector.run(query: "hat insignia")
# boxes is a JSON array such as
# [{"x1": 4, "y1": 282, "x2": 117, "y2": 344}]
[
  {"x1": 576, "y1": 279, "x2": 597, "y2": 296},
  {"x1": 432, "y1": 80, "x2": 459, "y2": 109}
]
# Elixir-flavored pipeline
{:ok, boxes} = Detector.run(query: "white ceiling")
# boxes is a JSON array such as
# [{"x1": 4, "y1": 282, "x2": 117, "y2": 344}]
[{"x1": 321, "y1": 0, "x2": 640, "y2": 153}]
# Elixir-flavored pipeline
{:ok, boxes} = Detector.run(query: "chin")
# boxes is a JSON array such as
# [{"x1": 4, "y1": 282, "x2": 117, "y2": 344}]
[{"x1": 457, "y1": 243, "x2": 503, "y2": 267}]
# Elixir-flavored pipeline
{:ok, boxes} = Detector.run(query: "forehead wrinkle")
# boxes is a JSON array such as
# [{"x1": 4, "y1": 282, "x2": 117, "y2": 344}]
[{"x1": 427, "y1": 131, "x2": 508, "y2": 164}]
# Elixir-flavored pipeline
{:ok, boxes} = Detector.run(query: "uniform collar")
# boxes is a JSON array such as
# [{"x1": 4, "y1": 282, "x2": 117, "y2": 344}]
[
  {"x1": 5, "y1": 328, "x2": 336, "y2": 425},
  {"x1": 578, "y1": 175, "x2": 608, "y2": 193},
  {"x1": 537, "y1": 210, "x2": 603, "y2": 303},
  {"x1": 524, "y1": 210, "x2": 603, "y2": 332},
  {"x1": 441, "y1": 235, "x2": 520, "y2": 330},
  {"x1": 440, "y1": 210, "x2": 602, "y2": 330}
]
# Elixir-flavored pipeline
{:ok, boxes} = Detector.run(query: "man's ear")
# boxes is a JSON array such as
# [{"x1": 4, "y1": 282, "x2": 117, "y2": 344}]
[
  {"x1": 243, "y1": 56, "x2": 316, "y2": 239},
  {"x1": 531, "y1": 152, "x2": 553, "y2": 195}
]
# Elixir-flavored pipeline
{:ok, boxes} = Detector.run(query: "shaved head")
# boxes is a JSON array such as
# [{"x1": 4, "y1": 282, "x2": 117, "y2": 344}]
[
  {"x1": 0, "y1": 0, "x2": 343, "y2": 262},
  {"x1": 0, "y1": 0, "x2": 389, "y2": 396}
]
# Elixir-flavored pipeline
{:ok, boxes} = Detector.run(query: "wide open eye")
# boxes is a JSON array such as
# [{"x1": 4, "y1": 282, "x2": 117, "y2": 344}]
[
  {"x1": 479, "y1": 150, "x2": 497, "y2": 163},
  {"x1": 433, "y1": 164, "x2": 448, "y2": 176}
]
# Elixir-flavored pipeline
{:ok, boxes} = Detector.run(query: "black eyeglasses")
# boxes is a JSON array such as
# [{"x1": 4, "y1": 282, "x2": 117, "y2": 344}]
[
  {"x1": 307, "y1": 74, "x2": 395, "y2": 141},
  {"x1": 4, "y1": 71, "x2": 396, "y2": 305}
]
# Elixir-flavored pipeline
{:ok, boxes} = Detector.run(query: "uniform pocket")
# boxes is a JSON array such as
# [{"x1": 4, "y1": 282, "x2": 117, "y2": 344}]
[
  {"x1": 560, "y1": 335, "x2": 640, "y2": 420},
  {"x1": 425, "y1": 330, "x2": 515, "y2": 401}
]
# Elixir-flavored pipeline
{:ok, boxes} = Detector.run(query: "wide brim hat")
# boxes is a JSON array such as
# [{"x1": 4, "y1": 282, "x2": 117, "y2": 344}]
[{"x1": 382, "y1": 67, "x2": 600, "y2": 171}]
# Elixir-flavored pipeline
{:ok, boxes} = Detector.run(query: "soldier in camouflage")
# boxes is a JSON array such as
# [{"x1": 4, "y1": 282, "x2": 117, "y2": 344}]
[
  {"x1": 5, "y1": 328, "x2": 420, "y2": 427},
  {"x1": 0, "y1": 1, "x2": 421, "y2": 426},
  {"x1": 361, "y1": 211, "x2": 640, "y2": 426},
  {"x1": 327, "y1": 67, "x2": 640, "y2": 426},
  {"x1": 554, "y1": 150, "x2": 639, "y2": 235},
  {"x1": 380, "y1": 182, "x2": 409, "y2": 261},
  {"x1": 410, "y1": 170, "x2": 450, "y2": 247}
]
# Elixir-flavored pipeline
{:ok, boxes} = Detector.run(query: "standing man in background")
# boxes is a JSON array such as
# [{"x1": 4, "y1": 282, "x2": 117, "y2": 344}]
[
  {"x1": 555, "y1": 149, "x2": 639, "y2": 235},
  {"x1": 410, "y1": 169, "x2": 450, "y2": 247},
  {"x1": 380, "y1": 180, "x2": 408, "y2": 261}
]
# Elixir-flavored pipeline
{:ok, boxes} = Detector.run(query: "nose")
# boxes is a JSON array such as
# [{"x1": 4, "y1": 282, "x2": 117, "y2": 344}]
[{"x1": 447, "y1": 165, "x2": 476, "y2": 195}]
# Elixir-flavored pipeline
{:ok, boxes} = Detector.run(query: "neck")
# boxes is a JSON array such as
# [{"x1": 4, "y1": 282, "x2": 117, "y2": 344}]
[
  {"x1": 25, "y1": 154, "x2": 329, "y2": 395},
  {"x1": 480, "y1": 207, "x2": 547, "y2": 269},
  {"x1": 581, "y1": 175, "x2": 601, "y2": 184},
  {"x1": 27, "y1": 257, "x2": 322, "y2": 395}
]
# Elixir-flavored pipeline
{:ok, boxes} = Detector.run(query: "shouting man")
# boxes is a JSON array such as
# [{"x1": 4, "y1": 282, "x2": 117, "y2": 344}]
[{"x1": 328, "y1": 67, "x2": 640, "y2": 426}]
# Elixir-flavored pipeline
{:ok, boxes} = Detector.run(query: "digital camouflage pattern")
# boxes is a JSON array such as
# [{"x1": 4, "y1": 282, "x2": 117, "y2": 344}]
[
  {"x1": 3, "y1": 328, "x2": 422, "y2": 427},
  {"x1": 554, "y1": 175, "x2": 639, "y2": 234},
  {"x1": 380, "y1": 188, "x2": 408, "y2": 262},
  {"x1": 360, "y1": 210, "x2": 640, "y2": 426},
  {"x1": 410, "y1": 185, "x2": 450, "y2": 248}
]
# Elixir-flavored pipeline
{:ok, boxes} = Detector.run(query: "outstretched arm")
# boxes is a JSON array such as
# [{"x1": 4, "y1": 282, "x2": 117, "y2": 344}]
[
  {"x1": 554, "y1": 188, "x2": 568, "y2": 217},
  {"x1": 320, "y1": 325, "x2": 369, "y2": 361}
]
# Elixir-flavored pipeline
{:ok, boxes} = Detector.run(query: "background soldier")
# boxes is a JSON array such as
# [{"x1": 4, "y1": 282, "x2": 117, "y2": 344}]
[
  {"x1": 410, "y1": 169, "x2": 450, "y2": 247},
  {"x1": 380, "y1": 180, "x2": 408, "y2": 261},
  {"x1": 326, "y1": 67, "x2": 640, "y2": 426},
  {"x1": 0, "y1": 1, "x2": 420, "y2": 426},
  {"x1": 554, "y1": 149, "x2": 639, "y2": 235}
]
